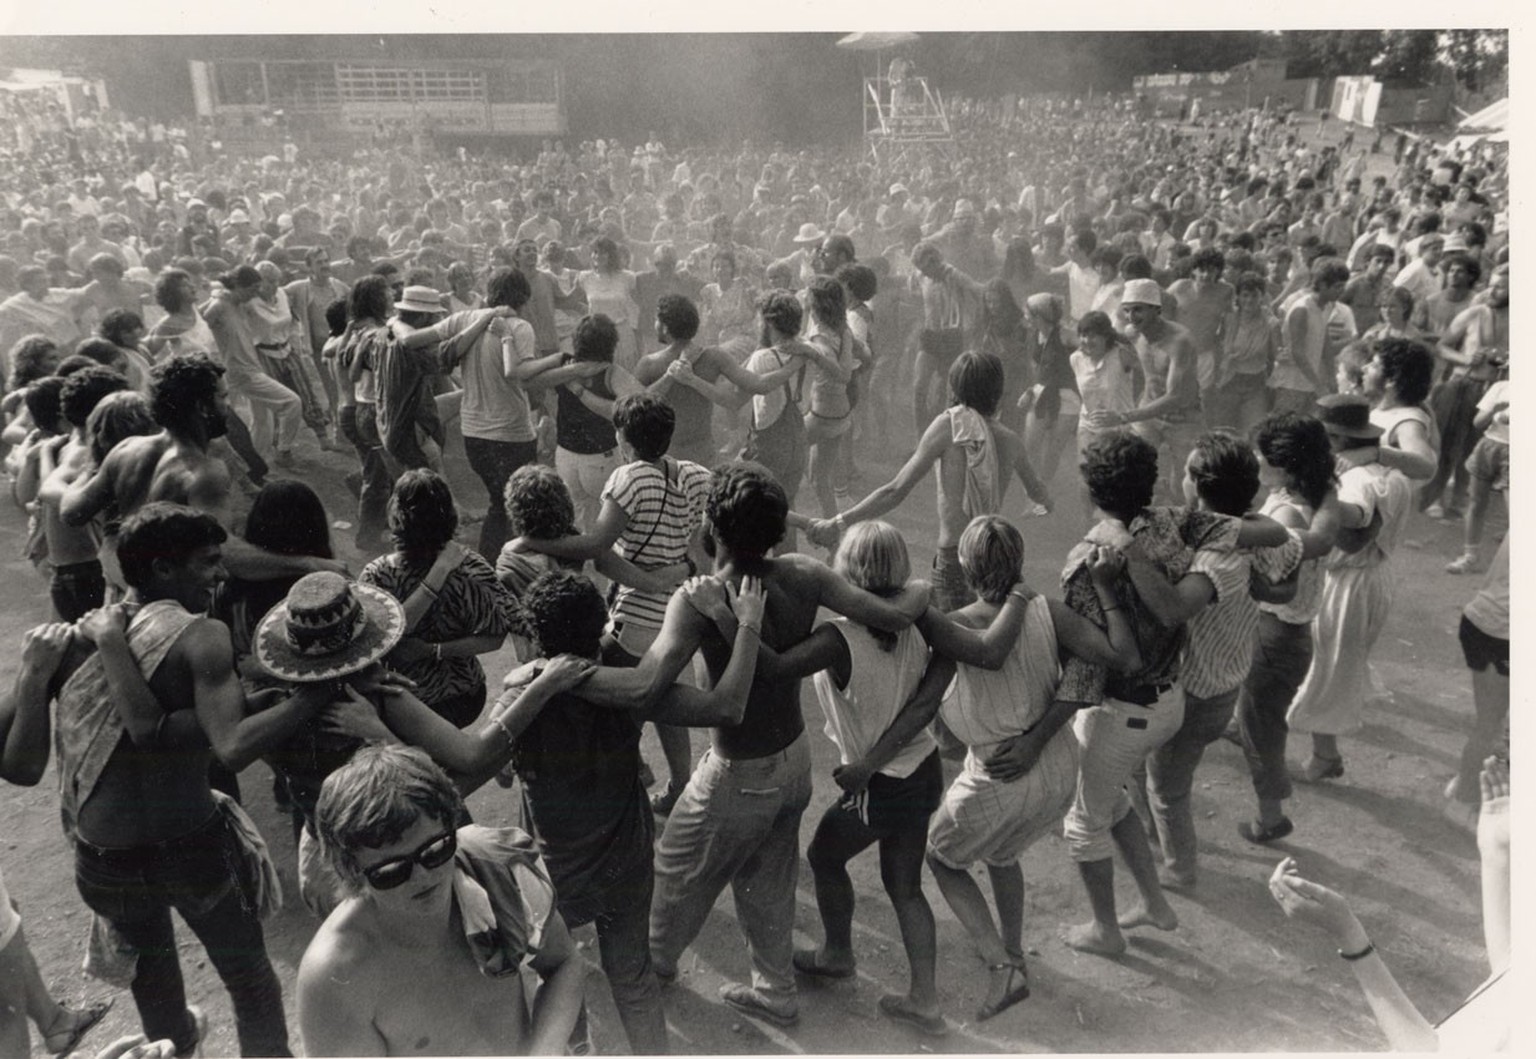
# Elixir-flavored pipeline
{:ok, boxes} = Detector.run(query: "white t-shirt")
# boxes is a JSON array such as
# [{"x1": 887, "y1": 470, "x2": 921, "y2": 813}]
[{"x1": 1271, "y1": 295, "x2": 1356, "y2": 393}]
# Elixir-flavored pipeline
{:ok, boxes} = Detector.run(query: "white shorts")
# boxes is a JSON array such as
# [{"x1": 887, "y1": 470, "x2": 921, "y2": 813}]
[{"x1": 1, "y1": 864, "x2": 21, "y2": 950}]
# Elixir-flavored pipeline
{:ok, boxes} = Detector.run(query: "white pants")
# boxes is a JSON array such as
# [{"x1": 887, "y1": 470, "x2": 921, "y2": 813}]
[
  {"x1": 231, "y1": 371, "x2": 303, "y2": 458},
  {"x1": 1064, "y1": 687, "x2": 1186, "y2": 862},
  {"x1": 556, "y1": 446, "x2": 620, "y2": 532}
]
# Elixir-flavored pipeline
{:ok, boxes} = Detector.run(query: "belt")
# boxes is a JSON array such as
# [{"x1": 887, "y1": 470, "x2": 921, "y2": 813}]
[
  {"x1": 75, "y1": 809, "x2": 223, "y2": 858},
  {"x1": 1111, "y1": 680, "x2": 1176, "y2": 707}
]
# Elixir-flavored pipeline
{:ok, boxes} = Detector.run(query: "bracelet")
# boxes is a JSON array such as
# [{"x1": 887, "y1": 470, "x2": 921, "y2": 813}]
[
  {"x1": 1339, "y1": 940, "x2": 1375, "y2": 962},
  {"x1": 433, "y1": 643, "x2": 443, "y2": 662},
  {"x1": 492, "y1": 712, "x2": 517, "y2": 752},
  {"x1": 739, "y1": 621, "x2": 762, "y2": 636}
]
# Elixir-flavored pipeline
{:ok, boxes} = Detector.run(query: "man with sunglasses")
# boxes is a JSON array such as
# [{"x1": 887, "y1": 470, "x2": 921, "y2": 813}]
[{"x1": 299, "y1": 745, "x2": 586, "y2": 1057}]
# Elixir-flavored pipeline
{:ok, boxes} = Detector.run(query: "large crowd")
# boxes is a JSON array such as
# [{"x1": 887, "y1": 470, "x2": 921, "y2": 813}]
[{"x1": 0, "y1": 80, "x2": 1511, "y2": 1057}]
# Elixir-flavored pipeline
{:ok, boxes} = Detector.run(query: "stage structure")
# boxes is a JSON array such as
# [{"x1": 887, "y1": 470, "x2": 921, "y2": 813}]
[{"x1": 836, "y1": 32, "x2": 956, "y2": 161}]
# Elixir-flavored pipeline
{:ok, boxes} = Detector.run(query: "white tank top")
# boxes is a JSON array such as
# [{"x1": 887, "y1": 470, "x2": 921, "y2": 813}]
[{"x1": 811, "y1": 620, "x2": 935, "y2": 778}]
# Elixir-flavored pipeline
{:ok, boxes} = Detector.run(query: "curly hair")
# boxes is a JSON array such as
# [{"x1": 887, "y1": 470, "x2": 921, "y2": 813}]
[
  {"x1": 1253, "y1": 411, "x2": 1336, "y2": 511},
  {"x1": 504, "y1": 464, "x2": 578, "y2": 541},
  {"x1": 806, "y1": 275, "x2": 846, "y2": 333},
  {"x1": 85, "y1": 390, "x2": 157, "y2": 464},
  {"x1": 958, "y1": 515, "x2": 1024, "y2": 604},
  {"x1": 149, "y1": 353, "x2": 224, "y2": 433},
  {"x1": 116, "y1": 502, "x2": 228, "y2": 591},
  {"x1": 60, "y1": 365, "x2": 129, "y2": 429},
  {"x1": 348, "y1": 275, "x2": 392, "y2": 324},
  {"x1": 519, "y1": 570, "x2": 608, "y2": 659},
  {"x1": 387, "y1": 469, "x2": 458, "y2": 562},
  {"x1": 316, "y1": 744, "x2": 464, "y2": 895},
  {"x1": 486, "y1": 267, "x2": 532, "y2": 311},
  {"x1": 656, "y1": 293, "x2": 700, "y2": 343},
  {"x1": 153, "y1": 268, "x2": 196, "y2": 314},
  {"x1": 7, "y1": 334, "x2": 60, "y2": 391},
  {"x1": 573, "y1": 313, "x2": 619, "y2": 363},
  {"x1": 1369, "y1": 336, "x2": 1435, "y2": 407},
  {"x1": 23, "y1": 376, "x2": 65, "y2": 432},
  {"x1": 1187, "y1": 431, "x2": 1260, "y2": 517},
  {"x1": 99, "y1": 308, "x2": 144, "y2": 349},
  {"x1": 706, "y1": 461, "x2": 787, "y2": 559},
  {"x1": 1080, "y1": 431, "x2": 1159, "y2": 521},
  {"x1": 1191, "y1": 246, "x2": 1226, "y2": 273},
  {"x1": 756, "y1": 288, "x2": 803, "y2": 342}
]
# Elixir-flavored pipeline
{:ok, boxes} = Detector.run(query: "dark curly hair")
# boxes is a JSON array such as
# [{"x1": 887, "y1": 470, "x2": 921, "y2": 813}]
[
  {"x1": 1253, "y1": 411, "x2": 1336, "y2": 511},
  {"x1": 756, "y1": 289, "x2": 803, "y2": 343},
  {"x1": 613, "y1": 392, "x2": 675, "y2": 461},
  {"x1": 149, "y1": 353, "x2": 224, "y2": 433},
  {"x1": 387, "y1": 468, "x2": 458, "y2": 563},
  {"x1": 23, "y1": 376, "x2": 65, "y2": 433},
  {"x1": 1080, "y1": 430, "x2": 1159, "y2": 521},
  {"x1": 1187, "y1": 431, "x2": 1261, "y2": 517},
  {"x1": 519, "y1": 570, "x2": 608, "y2": 659},
  {"x1": 573, "y1": 313, "x2": 619, "y2": 363},
  {"x1": 1370, "y1": 336, "x2": 1435, "y2": 407},
  {"x1": 1191, "y1": 246, "x2": 1226, "y2": 273},
  {"x1": 806, "y1": 275, "x2": 847, "y2": 332},
  {"x1": 116, "y1": 502, "x2": 228, "y2": 591},
  {"x1": 706, "y1": 461, "x2": 787, "y2": 559},
  {"x1": 656, "y1": 294, "x2": 699, "y2": 343},
  {"x1": 60, "y1": 365, "x2": 129, "y2": 429},
  {"x1": 504, "y1": 465, "x2": 577, "y2": 541},
  {"x1": 7, "y1": 334, "x2": 60, "y2": 391}
]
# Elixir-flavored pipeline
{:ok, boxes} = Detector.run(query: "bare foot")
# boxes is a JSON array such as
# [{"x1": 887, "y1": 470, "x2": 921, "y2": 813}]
[
  {"x1": 1062, "y1": 920, "x2": 1127, "y2": 955},
  {"x1": 1118, "y1": 899, "x2": 1178, "y2": 931}
]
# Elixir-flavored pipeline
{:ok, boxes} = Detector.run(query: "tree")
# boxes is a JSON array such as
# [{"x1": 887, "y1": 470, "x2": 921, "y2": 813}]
[{"x1": 1439, "y1": 29, "x2": 1508, "y2": 93}]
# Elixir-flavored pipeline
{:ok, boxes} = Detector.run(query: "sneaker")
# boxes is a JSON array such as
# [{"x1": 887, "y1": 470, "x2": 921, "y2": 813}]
[
  {"x1": 719, "y1": 983, "x2": 798, "y2": 1027},
  {"x1": 1445, "y1": 552, "x2": 1480, "y2": 575},
  {"x1": 1423, "y1": 502, "x2": 1447, "y2": 520}
]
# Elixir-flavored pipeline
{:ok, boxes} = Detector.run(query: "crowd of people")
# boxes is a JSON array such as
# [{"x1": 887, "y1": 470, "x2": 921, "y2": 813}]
[{"x1": 0, "y1": 77, "x2": 1511, "y2": 1057}]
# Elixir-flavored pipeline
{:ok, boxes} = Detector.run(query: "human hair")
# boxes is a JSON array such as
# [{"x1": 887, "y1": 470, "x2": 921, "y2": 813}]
[
  {"x1": 1187, "y1": 430, "x2": 1260, "y2": 517},
  {"x1": 613, "y1": 392, "x2": 675, "y2": 461},
  {"x1": 116, "y1": 502, "x2": 228, "y2": 591},
  {"x1": 835, "y1": 262, "x2": 877, "y2": 303},
  {"x1": 983, "y1": 279, "x2": 1024, "y2": 336},
  {"x1": 834, "y1": 520, "x2": 910, "y2": 595},
  {"x1": 218, "y1": 263, "x2": 262, "y2": 292},
  {"x1": 1370, "y1": 336, "x2": 1435, "y2": 406},
  {"x1": 1441, "y1": 252, "x2": 1482, "y2": 285},
  {"x1": 23, "y1": 376, "x2": 65, "y2": 432},
  {"x1": 154, "y1": 268, "x2": 196, "y2": 313},
  {"x1": 1253, "y1": 411, "x2": 1336, "y2": 510},
  {"x1": 75, "y1": 338, "x2": 123, "y2": 366},
  {"x1": 244, "y1": 479, "x2": 333, "y2": 560},
  {"x1": 1001, "y1": 238, "x2": 1036, "y2": 282},
  {"x1": 1309, "y1": 257, "x2": 1350, "y2": 290},
  {"x1": 387, "y1": 468, "x2": 458, "y2": 562},
  {"x1": 705, "y1": 461, "x2": 787, "y2": 559},
  {"x1": 99, "y1": 308, "x2": 144, "y2": 349},
  {"x1": 486, "y1": 267, "x2": 532, "y2": 311},
  {"x1": 87, "y1": 253, "x2": 124, "y2": 278},
  {"x1": 573, "y1": 313, "x2": 619, "y2": 363},
  {"x1": 590, "y1": 235, "x2": 621, "y2": 271},
  {"x1": 1234, "y1": 270, "x2": 1268, "y2": 298},
  {"x1": 324, "y1": 298, "x2": 349, "y2": 337},
  {"x1": 958, "y1": 515, "x2": 1024, "y2": 604},
  {"x1": 756, "y1": 289, "x2": 803, "y2": 341},
  {"x1": 316, "y1": 744, "x2": 464, "y2": 894},
  {"x1": 1091, "y1": 246, "x2": 1123, "y2": 276},
  {"x1": 349, "y1": 275, "x2": 392, "y2": 324},
  {"x1": 505, "y1": 464, "x2": 577, "y2": 540},
  {"x1": 1191, "y1": 246, "x2": 1226, "y2": 273},
  {"x1": 807, "y1": 275, "x2": 846, "y2": 332},
  {"x1": 7, "y1": 335, "x2": 60, "y2": 391},
  {"x1": 149, "y1": 353, "x2": 224, "y2": 432},
  {"x1": 945, "y1": 350, "x2": 1004, "y2": 418},
  {"x1": 1076, "y1": 310, "x2": 1119, "y2": 343},
  {"x1": 520, "y1": 570, "x2": 608, "y2": 659},
  {"x1": 1119, "y1": 253, "x2": 1154, "y2": 281},
  {"x1": 59, "y1": 365, "x2": 129, "y2": 429},
  {"x1": 1383, "y1": 284, "x2": 1415, "y2": 321},
  {"x1": 656, "y1": 294, "x2": 700, "y2": 343},
  {"x1": 1080, "y1": 431, "x2": 1159, "y2": 521},
  {"x1": 85, "y1": 390, "x2": 156, "y2": 463}
]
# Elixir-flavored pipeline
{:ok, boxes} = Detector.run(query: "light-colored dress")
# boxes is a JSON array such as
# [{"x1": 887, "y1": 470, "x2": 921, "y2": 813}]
[{"x1": 578, "y1": 269, "x2": 640, "y2": 370}]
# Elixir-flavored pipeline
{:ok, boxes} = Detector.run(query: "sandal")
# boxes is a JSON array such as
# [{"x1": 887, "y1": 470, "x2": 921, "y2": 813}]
[
  {"x1": 44, "y1": 998, "x2": 114, "y2": 1058},
  {"x1": 976, "y1": 959, "x2": 1030, "y2": 1022},
  {"x1": 650, "y1": 780, "x2": 686, "y2": 816}
]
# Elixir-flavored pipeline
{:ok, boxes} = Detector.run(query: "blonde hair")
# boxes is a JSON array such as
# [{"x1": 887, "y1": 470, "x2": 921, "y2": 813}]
[
  {"x1": 834, "y1": 521, "x2": 911, "y2": 595},
  {"x1": 958, "y1": 515, "x2": 1024, "y2": 603}
]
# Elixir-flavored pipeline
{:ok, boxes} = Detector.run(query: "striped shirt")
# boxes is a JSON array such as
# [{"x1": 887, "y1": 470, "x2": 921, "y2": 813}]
[
  {"x1": 941, "y1": 594, "x2": 1061, "y2": 757},
  {"x1": 1182, "y1": 530, "x2": 1304, "y2": 698},
  {"x1": 603, "y1": 457, "x2": 711, "y2": 631}
]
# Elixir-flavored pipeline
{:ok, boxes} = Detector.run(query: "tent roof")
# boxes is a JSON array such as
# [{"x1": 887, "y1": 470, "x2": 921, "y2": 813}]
[{"x1": 1457, "y1": 97, "x2": 1507, "y2": 131}]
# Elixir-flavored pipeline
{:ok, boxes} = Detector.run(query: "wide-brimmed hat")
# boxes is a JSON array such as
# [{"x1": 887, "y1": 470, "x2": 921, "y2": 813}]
[
  {"x1": 1122, "y1": 278, "x2": 1163, "y2": 307},
  {"x1": 254, "y1": 572, "x2": 405, "y2": 683},
  {"x1": 395, "y1": 285, "x2": 447, "y2": 314},
  {"x1": 792, "y1": 222, "x2": 827, "y2": 244},
  {"x1": 1314, "y1": 393, "x2": 1383, "y2": 440}
]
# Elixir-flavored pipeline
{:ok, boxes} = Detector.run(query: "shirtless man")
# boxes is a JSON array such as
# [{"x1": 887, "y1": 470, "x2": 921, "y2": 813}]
[
  {"x1": 299, "y1": 745, "x2": 587, "y2": 1056},
  {"x1": 13, "y1": 504, "x2": 330, "y2": 1055},
  {"x1": 1096, "y1": 279, "x2": 1202, "y2": 501},
  {"x1": 576, "y1": 462, "x2": 929, "y2": 1027},
  {"x1": 35, "y1": 367, "x2": 130, "y2": 619},
  {"x1": 1165, "y1": 248, "x2": 1234, "y2": 423},
  {"x1": 808, "y1": 351, "x2": 1051, "y2": 611},
  {"x1": 60, "y1": 352, "x2": 343, "y2": 582},
  {"x1": 75, "y1": 253, "x2": 151, "y2": 335}
]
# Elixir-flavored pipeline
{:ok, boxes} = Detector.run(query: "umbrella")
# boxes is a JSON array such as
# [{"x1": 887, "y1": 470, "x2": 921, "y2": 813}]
[{"x1": 836, "y1": 32, "x2": 919, "y2": 51}]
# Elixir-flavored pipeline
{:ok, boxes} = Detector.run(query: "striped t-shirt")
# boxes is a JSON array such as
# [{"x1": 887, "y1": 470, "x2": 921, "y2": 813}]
[
  {"x1": 1182, "y1": 531, "x2": 1303, "y2": 699},
  {"x1": 603, "y1": 456, "x2": 711, "y2": 631}
]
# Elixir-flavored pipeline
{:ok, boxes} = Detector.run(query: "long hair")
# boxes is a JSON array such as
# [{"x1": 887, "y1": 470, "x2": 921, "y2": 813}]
[{"x1": 244, "y1": 479, "x2": 334, "y2": 560}]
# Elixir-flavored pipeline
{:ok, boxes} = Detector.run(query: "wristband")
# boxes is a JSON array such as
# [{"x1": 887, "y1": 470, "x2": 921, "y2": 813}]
[
  {"x1": 739, "y1": 621, "x2": 762, "y2": 636},
  {"x1": 492, "y1": 712, "x2": 517, "y2": 752},
  {"x1": 433, "y1": 642, "x2": 443, "y2": 662},
  {"x1": 1339, "y1": 940, "x2": 1375, "y2": 961}
]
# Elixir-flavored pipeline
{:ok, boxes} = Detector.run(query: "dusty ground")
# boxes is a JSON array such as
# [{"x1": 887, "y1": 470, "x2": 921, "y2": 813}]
[{"x1": 2, "y1": 117, "x2": 1506, "y2": 1058}]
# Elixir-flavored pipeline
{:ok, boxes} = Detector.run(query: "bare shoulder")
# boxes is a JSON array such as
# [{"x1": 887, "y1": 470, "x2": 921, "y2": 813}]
[{"x1": 299, "y1": 902, "x2": 379, "y2": 999}]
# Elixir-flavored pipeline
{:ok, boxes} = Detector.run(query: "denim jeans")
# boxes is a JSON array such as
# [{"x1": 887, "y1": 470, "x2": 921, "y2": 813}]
[
  {"x1": 344, "y1": 404, "x2": 393, "y2": 548},
  {"x1": 1236, "y1": 613, "x2": 1313, "y2": 804},
  {"x1": 463, "y1": 436, "x2": 538, "y2": 561},
  {"x1": 650, "y1": 731, "x2": 813, "y2": 1004},
  {"x1": 73, "y1": 814, "x2": 291, "y2": 1057},
  {"x1": 1064, "y1": 687, "x2": 1185, "y2": 863},
  {"x1": 1422, "y1": 374, "x2": 1489, "y2": 511},
  {"x1": 1134, "y1": 686, "x2": 1241, "y2": 878}
]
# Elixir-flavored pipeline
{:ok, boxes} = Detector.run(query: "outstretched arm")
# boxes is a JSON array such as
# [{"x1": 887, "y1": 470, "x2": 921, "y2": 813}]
[{"x1": 836, "y1": 414, "x2": 949, "y2": 525}]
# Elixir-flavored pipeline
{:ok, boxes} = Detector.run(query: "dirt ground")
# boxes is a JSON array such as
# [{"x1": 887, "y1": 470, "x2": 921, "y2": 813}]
[{"x1": 1, "y1": 111, "x2": 1508, "y2": 1059}]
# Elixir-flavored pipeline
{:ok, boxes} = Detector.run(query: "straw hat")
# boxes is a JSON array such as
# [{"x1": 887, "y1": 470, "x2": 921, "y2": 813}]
[{"x1": 254, "y1": 572, "x2": 406, "y2": 683}]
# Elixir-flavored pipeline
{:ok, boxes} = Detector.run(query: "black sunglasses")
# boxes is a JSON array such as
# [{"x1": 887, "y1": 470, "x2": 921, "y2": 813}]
[{"x1": 361, "y1": 830, "x2": 457, "y2": 891}]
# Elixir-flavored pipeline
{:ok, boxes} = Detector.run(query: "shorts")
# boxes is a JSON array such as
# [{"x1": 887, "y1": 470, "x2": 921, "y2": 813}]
[
  {"x1": 928, "y1": 730, "x2": 1079, "y2": 870},
  {"x1": 1459, "y1": 614, "x2": 1509, "y2": 677},
  {"x1": 1464, "y1": 437, "x2": 1509, "y2": 493},
  {"x1": 1, "y1": 863, "x2": 20, "y2": 950},
  {"x1": 836, "y1": 750, "x2": 944, "y2": 835}
]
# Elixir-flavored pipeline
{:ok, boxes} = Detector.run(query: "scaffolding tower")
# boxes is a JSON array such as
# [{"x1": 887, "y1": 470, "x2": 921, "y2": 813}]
[{"x1": 863, "y1": 75, "x2": 955, "y2": 160}]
